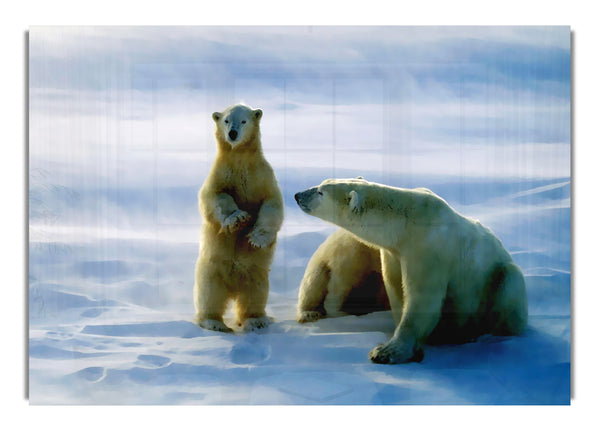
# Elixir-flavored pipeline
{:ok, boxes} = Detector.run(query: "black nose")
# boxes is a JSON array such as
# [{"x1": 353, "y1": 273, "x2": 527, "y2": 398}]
[
  {"x1": 294, "y1": 192, "x2": 300, "y2": 203},
  {"x1": 228, "y1": 130, "x2": 238, "y2": 141}
]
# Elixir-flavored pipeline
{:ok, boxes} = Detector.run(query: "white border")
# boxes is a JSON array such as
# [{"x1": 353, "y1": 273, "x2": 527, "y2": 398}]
[{"x1": 5, "y1": 1, "x2": 599, "y2": 429}]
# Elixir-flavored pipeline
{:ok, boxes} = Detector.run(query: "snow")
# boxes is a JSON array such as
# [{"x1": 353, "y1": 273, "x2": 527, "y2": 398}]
[{"x1": 28, "y1": 175, "x2": 571, "y2": 405}]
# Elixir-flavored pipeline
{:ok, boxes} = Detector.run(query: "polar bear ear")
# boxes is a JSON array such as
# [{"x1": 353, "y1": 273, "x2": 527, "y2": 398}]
[
  {"x1": 212, "y1": 112, "x2": 222, "y2": 122},
  {"x1": 253, "y1": 109, "x2": 263, "y2": 120},
  {"x1": 348, "y1": 190, "x2": 361, "y2": 214}
]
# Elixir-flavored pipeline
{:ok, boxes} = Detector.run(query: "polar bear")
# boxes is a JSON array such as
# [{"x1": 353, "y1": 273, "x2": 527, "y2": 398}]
[
  {"x1": 295, "y1": 178, "x2": 527, "y2": 364},
  {"x1": 297, "y1": 228, "x2": 389, "y2": 323},
  {"x1": 194, "y1": 104, "x2": 284, "y2": 333}
]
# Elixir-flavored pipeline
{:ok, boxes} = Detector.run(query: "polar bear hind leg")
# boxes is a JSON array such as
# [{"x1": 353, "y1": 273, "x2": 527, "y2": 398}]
[
  {"x1": 297, "y1": 262, "x2": 330, "y2": 323},
  {"x1": 489, "y1": 262, "x2": 528, "y2": 336},
  {"x1": 234, "y1": 265, "x2": 272, "y2": 330},
  {"x1": 193, "y1": 260, "x2": 233, "y2": 332}
]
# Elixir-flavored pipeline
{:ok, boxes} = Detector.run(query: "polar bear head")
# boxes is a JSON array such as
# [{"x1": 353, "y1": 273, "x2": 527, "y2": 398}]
[
  {"x1": 294, "y1": 177, "x2": 376, "y2": 224},
  {"x1": 295, "y1": 177, "x2": 399, "y2": 248},
  {"x1": 296, "y1": 178, "x2": 447, "y2": 249},
  {"x1": 212, "y1": 104, "x2": 263, "y2": 148}
]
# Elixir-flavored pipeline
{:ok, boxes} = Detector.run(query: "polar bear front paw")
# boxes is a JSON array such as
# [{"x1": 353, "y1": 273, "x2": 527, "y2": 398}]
[
  {"x1": 221, "y1": 209, "x2": 251, "y2": 234},
  {"x1": 197, "y1": 319, "x2": 233, "y2": 333},
  {"x1": 368, "y1": 341, "x2": 424, "y2": 364},
  {"x1": 242, "y1": 316, "x2": 273, "y2": 332},
  {"x1": 297, "y1": 310, "x2": 324, "y2": 323},
  {"x1": 247, "y1": 227, "x2": 276, "y2": 248}
]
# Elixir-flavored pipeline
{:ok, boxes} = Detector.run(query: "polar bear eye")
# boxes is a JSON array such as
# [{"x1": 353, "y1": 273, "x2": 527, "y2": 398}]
[
  {"x1": 241, "y1": 120, "x2": 246, "y2": 124},
  {"x1": 224, "y1": 120, "x2": 229, "y2": 124}
]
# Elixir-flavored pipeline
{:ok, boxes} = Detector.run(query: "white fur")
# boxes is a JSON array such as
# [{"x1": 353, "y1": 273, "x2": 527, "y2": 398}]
[
  {"x1": 296, "y1": 178, "x2": 528, "y2": 364},
  {"x1": 348, "y1": 190, "x2": 361, "y2": 214},
  {"x1": 296, "y1": 228, "x2": 387, "y2": 323}
]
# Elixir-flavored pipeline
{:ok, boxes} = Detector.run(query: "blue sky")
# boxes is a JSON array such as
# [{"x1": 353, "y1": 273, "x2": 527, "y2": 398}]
[
  {"x1": 29, "y1": 26, "x2": 570, "y2": 181},
  {"x1": 29, "y1": 26, "x2": 571, "y2": 239}
]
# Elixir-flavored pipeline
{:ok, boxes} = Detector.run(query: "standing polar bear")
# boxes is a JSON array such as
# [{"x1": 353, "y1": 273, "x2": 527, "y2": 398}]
[
  {"x1": 295, "y1": 178, "x2": 527, "y2": 364},
  {"x1": 297, "y1": 228, "x2": 389, "y2": 323},
  {"x1": 194, "y1": 104, "x2": 284, "y2": 332}
]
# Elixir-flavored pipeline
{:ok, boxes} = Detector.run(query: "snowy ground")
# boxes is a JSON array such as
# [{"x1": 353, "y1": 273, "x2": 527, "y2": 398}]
[{"x1": 28, "y1": 174, "x2": 571, "y2": 405}]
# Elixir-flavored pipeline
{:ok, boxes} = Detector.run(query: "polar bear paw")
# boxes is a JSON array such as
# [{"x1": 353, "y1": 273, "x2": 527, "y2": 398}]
[
  {"x1": 197, "y1": 319, "x2": 233, "y2": 333},
  {"x1": 368, "y1": 341, "x2": 424, "y2": 364},
  {"x1": 247, "y1": 227, "x2": 276, "y2": 248},
  {"x1": 297, "y1": 310, "x2": 324, "y2": 323},
  {"x1": 221, "y1": 209, "x2": 251, "y2": 234},
  {"x1": 242, "y1": 316, "x2": 273, "y2": 332}
]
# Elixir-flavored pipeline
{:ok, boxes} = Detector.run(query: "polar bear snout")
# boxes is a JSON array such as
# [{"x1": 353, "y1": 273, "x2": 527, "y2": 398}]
[
  {"x1": 294, "y1": 191, "x2": 309, "y2": 212},
  {"x1": 228, "y1": 129, "x2": 238, "y2": 141},
  {"x1": 295, "y1": 188, "x2": 319, "y2": 214}
]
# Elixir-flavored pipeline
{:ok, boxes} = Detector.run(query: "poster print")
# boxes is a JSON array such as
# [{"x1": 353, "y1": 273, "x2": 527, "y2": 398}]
[{"x1": 28, "y1": 26, "x2": 571, "y2": 404}]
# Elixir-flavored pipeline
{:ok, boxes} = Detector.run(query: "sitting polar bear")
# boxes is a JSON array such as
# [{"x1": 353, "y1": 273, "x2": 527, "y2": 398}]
[
  {"x1": 295, "y1": 178, "x2": 528, "y2": 364},
  {"x1": 297, "y1": 228, "x2": 389, "y2": 323}
]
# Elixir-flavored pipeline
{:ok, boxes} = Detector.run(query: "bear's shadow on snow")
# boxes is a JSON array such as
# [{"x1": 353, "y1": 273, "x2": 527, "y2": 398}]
[
  {"x1": 371, "y1": 361, "x2": 570, "y2": 405},
  {"x1": 302, "y1": 311, "x2": 397, "y2": 335},
  {"x1": 368, "y1": 325, "x2": 570, "y2": 404}
]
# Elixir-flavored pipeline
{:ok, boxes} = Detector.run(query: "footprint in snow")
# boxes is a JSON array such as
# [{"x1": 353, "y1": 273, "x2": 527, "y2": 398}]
[
  {"x1": 229, "y1": 335, "x2": 271, "y2": 365},
  {"x1": 74, "y1": 366, "x2": 105, "y2": 382},
  {"x1": 136, "y1": 354, "x2": 171, "y2": 368},
  {"x1": 80, "y1": 308, "x2": 107, "y2": 318}
]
